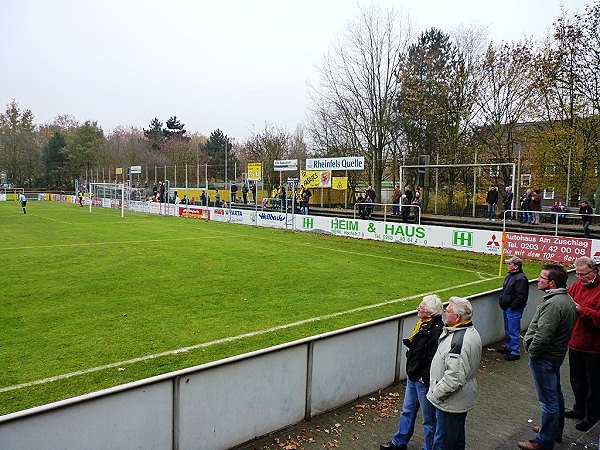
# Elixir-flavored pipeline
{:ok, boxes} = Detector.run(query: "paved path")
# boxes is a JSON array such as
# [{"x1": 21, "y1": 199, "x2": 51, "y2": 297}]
[{"x1": 236, "y1": 344, "x2": 599, "y2": 450}]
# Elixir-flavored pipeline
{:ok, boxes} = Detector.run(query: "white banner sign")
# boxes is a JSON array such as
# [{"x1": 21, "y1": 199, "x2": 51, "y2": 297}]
[
  {"x1": 130, "y1": 165, "x2": 142, "y2": 174},
  {"x1": 274, "y1": 159, "x2": 298, "y2": 171},
  {"x1": 306, "y1": 157, "x2": 364, "y2": 171}
]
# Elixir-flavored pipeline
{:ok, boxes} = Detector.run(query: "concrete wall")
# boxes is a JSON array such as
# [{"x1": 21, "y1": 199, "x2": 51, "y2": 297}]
[{"x1": 0, "y1": 274, "x2": 571, "y2": 450}]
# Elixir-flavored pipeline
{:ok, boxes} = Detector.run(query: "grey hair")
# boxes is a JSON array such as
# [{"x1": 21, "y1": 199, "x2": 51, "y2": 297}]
[
  {"x1": 574, "y1": 257, "x2": 597, "y2": 272},
  {"x1": 421, "y1": 294, "x2": 444, "y2": 316},
  {"x1": 448, "y1": 296, "x2": 473, "y2": 321}
]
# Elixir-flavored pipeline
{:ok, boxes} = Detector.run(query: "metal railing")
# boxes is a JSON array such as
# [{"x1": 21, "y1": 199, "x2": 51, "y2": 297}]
[
  {"x1": 503, "y1": 209, "x2": 599, "y2": 236},
  {"x1": 352, "y1": 202, "x2": 421, "y2": 224}
]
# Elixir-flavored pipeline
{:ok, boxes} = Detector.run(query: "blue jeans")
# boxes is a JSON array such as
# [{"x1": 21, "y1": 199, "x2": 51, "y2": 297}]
[
  {"x1": 393, "y1": 203, "x2": 400, "y2": 215},
  {"x1": 392, "y1": 379, "x2": 436, "y2": 450},
  {"x1": 503, "y1": 308, "x2": 523, "y2": 355},
  {"x1": 487, "y1": 203, "x2": 496, "y2": 219},
  {"x1": 529, "y1": 357, "x2": 565, "y2": 449},
  {"x1": 520, "y1": 207, "x2": 530, "y2": 223},
  {"x1": 432, "y1": 408, "x2": 467, "y2": 450}
]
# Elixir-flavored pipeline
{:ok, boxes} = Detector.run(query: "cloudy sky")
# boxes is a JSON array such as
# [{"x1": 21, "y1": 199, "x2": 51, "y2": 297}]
[{"x1": 0, "y1": 0, "x2": 590, "y2": 142}]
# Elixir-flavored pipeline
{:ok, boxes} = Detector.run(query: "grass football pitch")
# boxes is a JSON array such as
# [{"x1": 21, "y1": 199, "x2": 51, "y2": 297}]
[{"x1": 0, "y1": 200, "x2": 541, "y2": 415}]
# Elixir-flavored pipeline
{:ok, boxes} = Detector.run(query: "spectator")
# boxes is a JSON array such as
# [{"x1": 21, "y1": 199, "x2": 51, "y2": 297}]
[
  {"x1": 230, "y1": 181, "x2": 238, "y2": 203},
  {"x1": 270, "y1": 185, "x2": 279, "y2": 208},
  {"x1": 520, "y1": 189, "x2": 532, "y2": 224},
  {"x1": 497, "y1": 256, "x2": 529, "y2": 361},
  {"x1": 215, "y1": 189, "x2": 221, "y2": 207},
  {"x1": 402, "y1": 186, "x2": 413, "y2": 223},
  {"x1": 366, "y1": 185, "x2": 376, "y2": 204},
  {"x1": 251, "y1": 182, "x2": 257, "y2": 204},
  {"x1": 380, "y1": 295, "x2": 444, "y2": 450},
  {"x1": 411, "y1": 191, "x2": 422, "y2": 223},
  {"x1": 486, "y1": 186, "x2": 499, "y2": 221},
  {"x1": 199, "y1": 190, "x2": 207, "y2": 207},
  {"x1": 579, "y1": 201, "x2": 593, "y2": 238},
  {"x1": 391, "y1": 185, "x2": 401, "y2": 216},
  {"x1": 159, "y1": 182, "x2": 166, "y2": 204},
  {"x1": 242, "y1": 182, "x2": 249, "y2": 204},
  {"x1": 356, "y1": 193, "x2": 366, "y2": 219},
  {"x1": 565, "y1": 257, "x2": 600, "y2": 432},
  {"x1": 174, "y1": 193, "x2": 181, "y2": 205},
  {"x1": 404, "y1": 185, "x2": 414, "y2": 205},
  {"x1": 428, "y1": 296, "x2": 482, "y2": 450},
  {"x1": 558, "y1": 202, "x2": 568, "y2": 222},
  {"x1": 503, "y1": 186, "x2": 514, "y2": 220},
  {"x1": 278, "y1": 184, "x2": 286, "y2": 210},
  {"x1": 519, "y1": 264, "x2": 576, "y2": 450},
  {"x1": 530, "y1": 189, "x2": 542, "y2": 225},
  {"x1": 300, "y1": 185, "x2": 312, "y2": 215},
  {"x1": 364, "y1": 190, "x2": 375, "y2": 219}
]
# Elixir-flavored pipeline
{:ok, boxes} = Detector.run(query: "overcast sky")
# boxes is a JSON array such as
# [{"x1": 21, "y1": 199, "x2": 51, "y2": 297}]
[{"x1": 0, "y1": 0, "x2": 591, "y2": 142}]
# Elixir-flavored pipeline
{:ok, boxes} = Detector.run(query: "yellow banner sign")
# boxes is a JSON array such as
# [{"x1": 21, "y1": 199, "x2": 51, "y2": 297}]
[
  {"x1": 301, "y1": 170, "x2": 332, "y2": 188},
  {"x1": 332, "y1": 177, "x2": 348, "y2": 190},
  {"x1": 115, "y1": 167, "x2": 123, "y2": 175},
  {"x1": 247, "y1": 163, "x2": 262, "y2": 181}
]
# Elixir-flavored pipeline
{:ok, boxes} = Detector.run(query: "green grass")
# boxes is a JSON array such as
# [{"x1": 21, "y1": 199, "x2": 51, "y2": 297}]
[{"x1": 0, "y1": 201, "x2": 544, "y2": 415}]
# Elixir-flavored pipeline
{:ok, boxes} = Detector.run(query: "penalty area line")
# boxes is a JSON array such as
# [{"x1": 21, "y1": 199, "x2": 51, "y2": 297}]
[{"x1": 0, "y1": 276, "x2": 497, "y2": 394}]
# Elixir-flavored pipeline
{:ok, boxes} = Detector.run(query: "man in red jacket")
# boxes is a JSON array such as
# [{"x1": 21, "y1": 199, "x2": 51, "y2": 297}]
[{"x1": 566, "y1": 256, "x2": 600, "y2": 432}]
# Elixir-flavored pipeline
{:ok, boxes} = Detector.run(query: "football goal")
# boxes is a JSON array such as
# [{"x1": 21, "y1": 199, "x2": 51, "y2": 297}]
[{"x1": 88, "y1": 182, "x2": 126, "y2": 218}]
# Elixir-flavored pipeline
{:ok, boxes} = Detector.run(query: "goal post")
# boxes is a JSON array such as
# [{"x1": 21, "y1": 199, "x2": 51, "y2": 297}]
[
  {"x1": 1, "y1": 187, "x2": 25, "y2": 202},
  {"x1": 88, "y1": 182, "x2": 125, "y2": 218}
]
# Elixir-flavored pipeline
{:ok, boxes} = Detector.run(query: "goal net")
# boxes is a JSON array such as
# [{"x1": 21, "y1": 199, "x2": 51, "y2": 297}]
[{"x1": 88, "y1": 182, "x2": 126, "y2": 217}]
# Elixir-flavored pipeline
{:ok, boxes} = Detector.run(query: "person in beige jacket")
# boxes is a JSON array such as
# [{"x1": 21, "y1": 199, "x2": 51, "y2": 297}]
[{"x1": 427, "y1": 296, "x2": 482, "y2": 450}]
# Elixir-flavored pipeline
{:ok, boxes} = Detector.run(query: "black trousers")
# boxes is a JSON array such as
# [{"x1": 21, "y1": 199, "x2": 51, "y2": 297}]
[{"x1": 569, "y1": 349, "x2": 600, "y2": 424}]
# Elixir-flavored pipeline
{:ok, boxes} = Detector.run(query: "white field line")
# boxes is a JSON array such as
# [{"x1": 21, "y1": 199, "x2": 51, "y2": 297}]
[
  {"x1": 27, "y1": 214, "x2": 73, "y2": 225},
  {"x1": 0, "y1": 236, "x2": 221, "y2": 252},
  {"x1": 0, "y1": 276, "x2": 498, "y2": 394},
  {"x1": 0, "y1": 230, "x2": 494, "y2": 279}
]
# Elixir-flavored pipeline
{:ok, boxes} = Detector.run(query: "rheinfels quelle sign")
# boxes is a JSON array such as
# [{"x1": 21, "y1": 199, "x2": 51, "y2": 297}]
[{"x1": 306, "y1": 157, "x2": 364, "y2": 170}]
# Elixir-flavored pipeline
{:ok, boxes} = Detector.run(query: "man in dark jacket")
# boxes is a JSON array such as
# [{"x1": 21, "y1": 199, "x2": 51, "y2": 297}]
[
  {"x1": 486, "y1": 186, "x2": 499, "y2": 220},
  {"x1": 497, "y1": 256, "x2": 530, "y2": 361},
  {"x1": 380, "y1": 295, "x2": 444, "y2": 450},
  {"x1": 503, "y1": 186, "x2": 514, "y2": 220},
  {"x1": 579, "y1": 201, "x2": 593, "y2": 238},
  {"x1": 518, "y1": 264, "x2": 576, "y2": 450}
]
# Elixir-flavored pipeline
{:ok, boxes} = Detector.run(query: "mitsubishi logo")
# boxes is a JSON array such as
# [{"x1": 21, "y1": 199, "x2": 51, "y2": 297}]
[{"x1": 487, "y1": 234, "x2": 500, "y2": 247}]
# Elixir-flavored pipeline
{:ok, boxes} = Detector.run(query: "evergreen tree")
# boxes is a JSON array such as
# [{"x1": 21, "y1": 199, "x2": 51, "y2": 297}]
[
  {"x1": 43, "y1": 132, "x2": 67, "y2": 188},
  {"x1": 143, "y1": 118, "x2": 165, "y2": 150},
  {"x1": 163, "y1": 116, "x2": 187, "y2": 140},
  {"x1": 205, "y1": 129, "x2": 237, "y2": 181}
]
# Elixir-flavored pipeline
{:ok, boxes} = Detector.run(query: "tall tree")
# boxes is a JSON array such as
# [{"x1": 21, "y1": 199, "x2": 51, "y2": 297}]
[
  {"x1": 163, "y1": 116, "x2": 187, "y2": 140},
  {"x1": 205, "y1": 129, "x2": 236, "y2": 182},
  {"x1": 0, "y1": 100, "x2": 39, "y2": 186},
  {"x1": 241, "y1": 124, "x2": 291, "y2": 189},
  {"x1": 143, "y1": 118, "x2": 165, "y2": 151},
  {"x1": 308, "y1": 5, "x2": 413, "y2": 201},
  {"x1": 396, "y1": 28, "x2": 478, "y2": 211},
  {"x1": 472, "y1": 41, "x2": 534, "y2": 187},
  {"x1": 65, "y1": 121, "x2": 106, "y2": 182},
  {"x1": 43, "y1": 132, "x2": 67, "y2": 188},
  {"x1": 529, "y1": 5, "x2": 599, "y2": 205}
]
